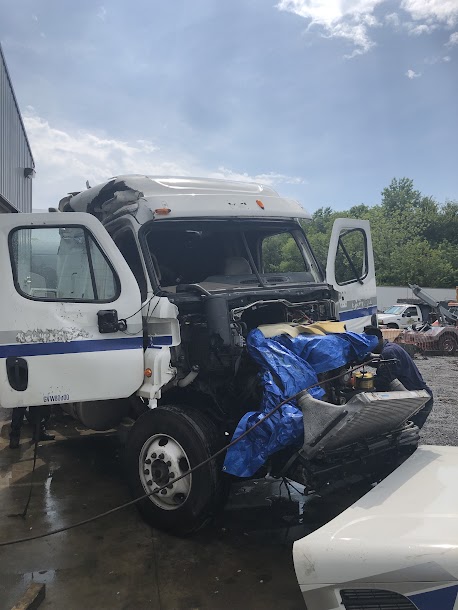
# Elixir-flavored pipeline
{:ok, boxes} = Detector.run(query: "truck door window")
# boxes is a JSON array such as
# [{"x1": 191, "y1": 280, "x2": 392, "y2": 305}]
[
  {"x1": 10, "y1": 226, "x2": 119, "y2": 302},
  {"x1": 335, "y1": 228, "x2": 368, "y2": 285},
  {"x1": 112, "y1": 229, "x2": 147, "y2": 301},
  {"x1": 404, "y1": 307, "x2": 418, "y2": 317}
]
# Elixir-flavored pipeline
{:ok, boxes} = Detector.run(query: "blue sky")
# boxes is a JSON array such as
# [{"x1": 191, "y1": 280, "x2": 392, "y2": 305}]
[{"x1": 1, "y1": 0, "x2": 457, "y2": 212}]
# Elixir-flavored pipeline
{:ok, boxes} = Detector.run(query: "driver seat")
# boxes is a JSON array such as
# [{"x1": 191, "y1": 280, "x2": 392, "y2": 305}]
[{"x1": 223, "y1": 256, "x2": 252, "y2": 275}]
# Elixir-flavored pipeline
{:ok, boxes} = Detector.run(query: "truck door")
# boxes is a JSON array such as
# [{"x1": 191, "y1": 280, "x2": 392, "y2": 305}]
[
  {"x1": 403, "y1": 306, "x2": 421, "y2": 325},
  {"x1": 326, "y1": 218, "x2": 377, "y2": 333},
  {"x1": 0, "y1": 213, "x2": 144, "y2": 409}
]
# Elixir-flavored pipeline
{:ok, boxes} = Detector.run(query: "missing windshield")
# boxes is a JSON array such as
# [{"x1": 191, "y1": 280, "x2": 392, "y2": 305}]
[{"x1": 142, "y1": 221, "x2": 320, "y2": 292}]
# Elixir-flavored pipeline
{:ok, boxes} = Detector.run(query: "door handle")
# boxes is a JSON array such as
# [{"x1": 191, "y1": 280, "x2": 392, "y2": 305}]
[{"x1": 6, "y1": 357, "x2": 29, "y2": 392}]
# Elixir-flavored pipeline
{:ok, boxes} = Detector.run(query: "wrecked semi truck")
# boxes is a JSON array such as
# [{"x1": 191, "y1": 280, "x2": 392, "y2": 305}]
[{"x1": 0, "y1": 176, "x2": 429, "y2": 534}]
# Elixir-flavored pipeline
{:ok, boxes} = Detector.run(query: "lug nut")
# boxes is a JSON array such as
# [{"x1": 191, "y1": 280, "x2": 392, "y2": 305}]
[
  {"x1": 160, "y1": 489, "x2": 167, "y2": 495},
  {"x1": 167, "y1": 484, "x2": 173, "y2": 489},
  {"x1": 159, "y1": 453, "x2": 164, "y2": 460},
  {"x1": 144, "y1": 470, "x2": 150, "y2": 476},
  {"x1": 145, "y1": 459, "x2": 151, "y2": 465},
  {"x1": 151, "y1": 453, "x2": 157, "y2": 459},
  {"x1": 169, "y1": 472, "x2": 175, "y2": 479},
  {"x1": 146, "y1": 480, "x2": 152, "y2": 486},
  {"x1": 166, "y1": 461, "x2": 171, "y2": 467}
]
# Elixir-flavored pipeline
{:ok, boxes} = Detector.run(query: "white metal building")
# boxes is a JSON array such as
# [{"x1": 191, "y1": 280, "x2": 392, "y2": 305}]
[
  {"x1": 377, "y1": 285, "x2": 456, "y2": 310},
  {"x1": 0, "y1": 43, "x2": 34, "y2": 213}
]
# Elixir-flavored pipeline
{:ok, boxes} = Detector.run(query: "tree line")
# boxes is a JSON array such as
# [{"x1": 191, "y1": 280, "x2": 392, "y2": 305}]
[{"x1": 301, "y1": 178, "x2": 457, "y2": 288}]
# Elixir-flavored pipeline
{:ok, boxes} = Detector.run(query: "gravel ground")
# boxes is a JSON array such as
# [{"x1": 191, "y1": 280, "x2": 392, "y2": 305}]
[{"x1": 416, "y1": 355, "x2": 458, "y2": 446}]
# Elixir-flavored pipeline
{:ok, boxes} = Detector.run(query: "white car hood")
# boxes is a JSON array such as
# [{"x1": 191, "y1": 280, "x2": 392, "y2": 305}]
[{"x1": 294, "y1": 446, "x2": 458, "y2": 608}]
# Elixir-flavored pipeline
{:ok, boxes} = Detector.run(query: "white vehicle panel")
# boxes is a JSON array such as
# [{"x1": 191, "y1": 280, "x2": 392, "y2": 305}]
[
  {"x1": 66, "y1": 174, "x2": 312, "y2": 220},
  {"x1": 326, "y1": 219, "x2": 377, "y2": 333},
  {"x1": 0, "y1": 213, "x2": 144, "y2": 408},
  {"x1": 294, "y1": 445, "x2": 458, "y2": 609}
]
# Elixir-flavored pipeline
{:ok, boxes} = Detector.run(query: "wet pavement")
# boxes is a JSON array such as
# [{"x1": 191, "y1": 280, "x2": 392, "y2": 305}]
[
  {"x1": 0, "y1": 359, "x2": 451, "y2": 609},
  {"x1": 0, "y1": 409, "x2": 366, "y2": 610}
]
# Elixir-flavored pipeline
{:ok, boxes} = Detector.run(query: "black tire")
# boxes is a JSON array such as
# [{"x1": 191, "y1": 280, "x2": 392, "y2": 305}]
[
  {"x1": 125, "y1": 405, "x2": 228, "y2": 535},
  {"x1": 387, "y1": 323, "x2": 399, "y2": 329},
  {"x1": 439, "y1": 333, "x2": 458, "y2": 355}
]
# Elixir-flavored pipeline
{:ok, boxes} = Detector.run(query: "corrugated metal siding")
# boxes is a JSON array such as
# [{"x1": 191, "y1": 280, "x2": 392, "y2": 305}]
[{"x1": 0, "y1": 43, "x2": 34, "y2": 213}]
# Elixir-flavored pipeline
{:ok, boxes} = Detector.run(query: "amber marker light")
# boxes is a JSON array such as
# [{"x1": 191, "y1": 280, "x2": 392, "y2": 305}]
[
  {"x1": 155, "y1": 208, "x2": 171, "y2": 215},
  {"x1": 256, "y1": 200, "x2": 265, "y2": 209},
  {"x1": 144, "y1": 368, "x2": 153, "y2": 378}
]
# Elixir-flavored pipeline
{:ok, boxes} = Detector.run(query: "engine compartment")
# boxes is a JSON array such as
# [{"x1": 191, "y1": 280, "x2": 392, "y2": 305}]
[{"x1": 176, "y1": 293, "x2": 336, "y2": 374}]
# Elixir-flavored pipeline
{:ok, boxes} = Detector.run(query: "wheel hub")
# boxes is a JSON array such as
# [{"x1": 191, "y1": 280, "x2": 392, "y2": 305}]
[
  {"x1": 139, "y1": 434, "x2": 192, "y2": 511},
  {"x1": 151, "y1": 459, "x2": 169, "y2": 485}
]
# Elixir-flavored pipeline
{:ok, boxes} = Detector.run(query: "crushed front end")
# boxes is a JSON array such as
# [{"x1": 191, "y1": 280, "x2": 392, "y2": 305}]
[{"x1": 141, "y1": 218, "x2": 427, "y2": 495}]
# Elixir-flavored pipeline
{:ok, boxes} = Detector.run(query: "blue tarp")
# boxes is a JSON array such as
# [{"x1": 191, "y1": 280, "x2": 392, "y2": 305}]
[{"x1": 223, "y1": 329, "x2": 379, "y2": 477}]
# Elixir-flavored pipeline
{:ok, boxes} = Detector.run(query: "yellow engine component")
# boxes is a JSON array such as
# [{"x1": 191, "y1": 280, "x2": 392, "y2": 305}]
[
  {"x1": 258, "y1": 320, "x2": 346, "y2": 338},
  {"x1": 353, "y1": 371, "x2": 375, "y2": 390}
]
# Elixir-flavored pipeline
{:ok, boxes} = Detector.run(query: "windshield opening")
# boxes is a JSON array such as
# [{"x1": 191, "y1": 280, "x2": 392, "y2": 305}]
[{"x1": 142, "y1": 220, "x2": 321, "y2": 292}]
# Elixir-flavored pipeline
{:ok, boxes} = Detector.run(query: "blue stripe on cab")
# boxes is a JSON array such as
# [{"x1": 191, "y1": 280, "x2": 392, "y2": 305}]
[
  {"x1": 409, "y1": 584, "x2": 458, "y2": 610},
  {"x1": 0, "y1": 337, "x2": 143, "y2": 358},
  {"x1": 339, "y1": 306, "x2": 377, "y2": 321},
  {"x1": 148, "y1": 335, "x2": 173, "y2": 347}
]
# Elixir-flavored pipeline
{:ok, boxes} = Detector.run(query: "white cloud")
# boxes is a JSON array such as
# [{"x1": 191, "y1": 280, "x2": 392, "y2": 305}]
[
  {"x1": 405, "y1": 22, "x2": 437, "y2": 35},
  {"x1": 406, "y1": 68, "x2": 421, "y2": 78},
  {"x1": 401, "y1": 1, "x2": 458, "y2": 26},
  {"x1": 276, "y1": 1, "x2": 458, "y2": 55},
  {"x1": 446, "y1": 31, "x2": 458, "y2": 46},
  {"x1": 24, "y1": 111, "x2": 303, "y2": 208},
  {"x1": 424, "y1": 54, "x2": 452, "y2": 64},
  {"x1": 96, "y1": 6, "x2": 107, "y2": 21},
  {"x1": 276, "y1": 0, "x2": 384, "y2": 55},
  {"x1": 385, "y1": 12, "x2": 401, "y2": 27}
]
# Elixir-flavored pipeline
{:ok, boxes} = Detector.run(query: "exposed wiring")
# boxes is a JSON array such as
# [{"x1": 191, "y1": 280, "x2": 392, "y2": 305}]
[
  {"x1": 123, "y1": 294, "x2": 156, "y2": 322},
  {"x1": 282, "y1": 478, "x2": 303, "y2": 497},
  {"x1": 280, "y1": 478, "x2": 293, "y2": 503},
  {"x1": 120, "y1": 293, "x2": 162, "y2": 336},
  {"x1": 0, "y1": 361, "x2": 375, "y2": 548}
]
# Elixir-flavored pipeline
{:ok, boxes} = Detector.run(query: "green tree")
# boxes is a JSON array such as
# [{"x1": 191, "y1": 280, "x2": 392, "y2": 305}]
[{"x1": 301, "y1": 178, "x2": 457, "y2": 288}]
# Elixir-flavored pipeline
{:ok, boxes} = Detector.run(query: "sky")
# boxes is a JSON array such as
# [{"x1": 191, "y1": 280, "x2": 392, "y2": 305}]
[{"x1": 1, "y1": 0, "x2": 457, "y2": 212}]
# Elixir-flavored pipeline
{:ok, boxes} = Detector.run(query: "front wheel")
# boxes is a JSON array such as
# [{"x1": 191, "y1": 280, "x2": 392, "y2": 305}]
[{"x1": 125, "y1": 405, "x2": 227, "y2": 535}]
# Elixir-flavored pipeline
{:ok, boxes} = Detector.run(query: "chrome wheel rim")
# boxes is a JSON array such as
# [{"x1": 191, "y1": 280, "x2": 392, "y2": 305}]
[{"x1": 139, "y1": 434, "x2": 192, "y2": 511}]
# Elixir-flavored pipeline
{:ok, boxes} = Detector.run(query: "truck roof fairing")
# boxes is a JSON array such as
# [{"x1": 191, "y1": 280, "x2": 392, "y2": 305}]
[{"x1": 59, "y1": 175, "x2": 312, "y2": 222}]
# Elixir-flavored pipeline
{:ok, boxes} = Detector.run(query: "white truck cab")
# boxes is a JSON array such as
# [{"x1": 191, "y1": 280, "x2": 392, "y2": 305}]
[
  {"x1": 0, "y1": 176, "x2": 427, "y2": 534},
  {"x1": 378, "y1": 304, "x2": 423, "y2": 329}
]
